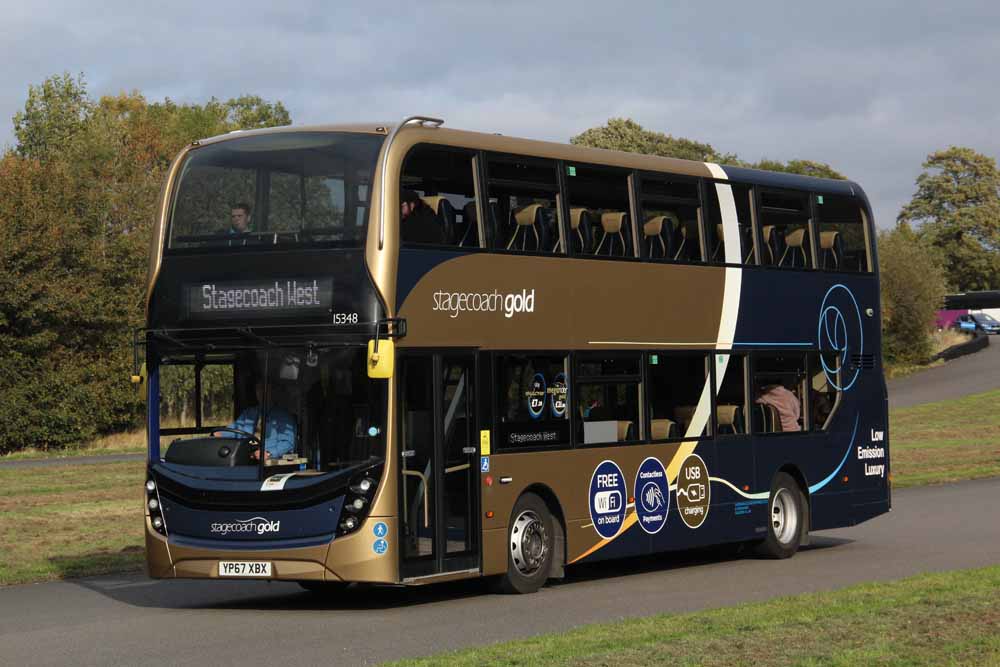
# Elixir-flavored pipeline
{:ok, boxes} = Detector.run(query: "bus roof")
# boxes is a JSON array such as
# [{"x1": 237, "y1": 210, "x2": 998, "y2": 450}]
[{"x1": 191, "y1": 120, "x2": 864, "y2": 199}]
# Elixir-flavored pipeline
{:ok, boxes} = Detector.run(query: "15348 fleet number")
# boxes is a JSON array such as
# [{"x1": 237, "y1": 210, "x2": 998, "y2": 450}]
[{"x1": 332, "y1": 312, "x2": 359, "y2": 325}]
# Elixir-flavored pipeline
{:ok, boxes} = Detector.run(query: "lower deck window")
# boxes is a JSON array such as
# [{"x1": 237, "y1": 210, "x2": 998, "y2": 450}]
[
  {"x1": 576, "y1": 354, "x2": 641, "y2": 445},
  {"x1": 647, "y1": 352, "x2": 709, "y2": 440},
  {"x1": 496, "y1": 354, "x2": 569, "y2": 449},
  {"x1": 752, "y1": 353, "x2": 806, "y2": 433}
]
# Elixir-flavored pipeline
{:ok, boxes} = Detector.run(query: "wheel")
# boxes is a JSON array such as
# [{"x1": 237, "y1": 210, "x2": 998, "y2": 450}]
[
  {"x1": 496, "y1": 493, "x2": 554, "y2": 594},
  {"x1": 756, "y1": 472, "x2": 805, "y2": 559}
]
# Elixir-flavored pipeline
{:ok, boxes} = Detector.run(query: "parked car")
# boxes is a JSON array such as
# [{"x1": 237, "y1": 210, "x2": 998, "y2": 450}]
[{"x1": 954, "y1": 312, "x2": 1000, "y2": 334}]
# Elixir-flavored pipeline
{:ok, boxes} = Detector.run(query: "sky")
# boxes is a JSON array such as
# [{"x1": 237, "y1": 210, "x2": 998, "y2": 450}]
[{"x1": 2, "y1": 0, "x2": 999, "y2": 227}]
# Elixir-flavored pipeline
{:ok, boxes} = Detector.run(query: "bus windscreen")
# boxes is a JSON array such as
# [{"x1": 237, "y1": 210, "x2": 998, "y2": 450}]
[
  {"x1": 167, "y1": 132, "x2": 384, "y2": 250},
  {"x1": 157, "y1": 348, "x2": 386, "y2": 474}
]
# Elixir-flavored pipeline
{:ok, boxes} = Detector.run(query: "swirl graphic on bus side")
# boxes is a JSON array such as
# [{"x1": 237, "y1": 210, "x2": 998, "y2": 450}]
[{"x1": 817, "y1": 284, "x2": 863, "y2": 392}]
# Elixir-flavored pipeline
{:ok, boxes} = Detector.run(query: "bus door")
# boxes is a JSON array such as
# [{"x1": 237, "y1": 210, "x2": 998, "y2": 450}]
[{"x1": 399, "y1": 352, "x2": 480, "y2": 579}]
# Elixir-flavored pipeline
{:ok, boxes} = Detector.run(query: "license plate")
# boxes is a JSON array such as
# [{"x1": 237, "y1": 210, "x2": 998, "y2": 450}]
[{"x1": 218, "y1": 561, "x2": 272, "y2": 577}]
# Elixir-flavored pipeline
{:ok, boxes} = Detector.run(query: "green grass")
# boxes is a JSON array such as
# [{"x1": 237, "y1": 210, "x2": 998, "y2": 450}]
[
  {"x1": 0, "y1": 461, "x2": 146, "y2": 585},
  {"x1": 0, "y1": 427, "x2": 146, "y2": 461},
  {"x1": 890, "y1": 389, "x2": 1000, "y2": 488},
  {"x1": 388, "y1": 566, "x2": 1000, "y2": 667},
  {"x1": 0, "y1": 390, "x2": 997, "y2": 586}
]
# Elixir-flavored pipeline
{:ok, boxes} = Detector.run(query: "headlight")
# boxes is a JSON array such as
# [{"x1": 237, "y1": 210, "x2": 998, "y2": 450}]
[
  {"x1": 339, "y1": 516, "x2": 358, "y2": 532},
  {"x1": 148, "y1": 498, "x2": 159, "y2": 511},
  {"x1": 152, "y1": 516, "x2": 163, "y2": 529},
  {"x1": 349, "y1": 477, "x2": 375, "y2": 495},
  {"x1": 344, "y1": 497, "x2": 366, "y2": 513},
  {"x1": 145, "y1": 480, "x2": 156, "y2": 493}
]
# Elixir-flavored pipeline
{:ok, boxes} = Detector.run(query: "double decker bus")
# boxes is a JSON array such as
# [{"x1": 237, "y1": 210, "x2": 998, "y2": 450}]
[{"x1": 140, "y1": 117, "x2": 889, "y2": 593}]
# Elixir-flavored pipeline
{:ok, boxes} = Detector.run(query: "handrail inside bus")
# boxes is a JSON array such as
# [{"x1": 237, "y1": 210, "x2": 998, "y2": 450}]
[
  {"x1": 378, "y1": 116, "x2": 445, "y2": 250},
  {"x1": 401, "y1": 469, "x2": 430, "y2": 528}
]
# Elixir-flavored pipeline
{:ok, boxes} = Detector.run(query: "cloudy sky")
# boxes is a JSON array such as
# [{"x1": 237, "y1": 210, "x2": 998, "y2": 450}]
[{"x1": 2, "y1": 1, "x2": 999, "y2": 226}]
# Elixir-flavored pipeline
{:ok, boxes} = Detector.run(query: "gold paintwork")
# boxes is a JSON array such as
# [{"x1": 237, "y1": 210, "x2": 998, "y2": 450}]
[
  {"x1": 144, "y1": 119, "x2": 733, "y2": 585},
  {"x1": 144, "y1": 145, "x2": 192, "y2": 320},
  {"x1": 396, "y1": 253, "x2": 725, "y2": 350},
  {"x1": 479, "y1": 442, "x2": 688, "y2": 566}
]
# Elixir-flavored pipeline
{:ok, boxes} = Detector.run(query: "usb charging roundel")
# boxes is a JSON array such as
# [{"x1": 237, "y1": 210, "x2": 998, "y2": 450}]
[{"x1": 589, "y1": 460, "x2": 627, "y2": 539}]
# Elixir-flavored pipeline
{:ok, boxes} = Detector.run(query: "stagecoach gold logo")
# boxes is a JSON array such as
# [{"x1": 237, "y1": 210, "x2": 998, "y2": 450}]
[
  {"x1": 209, "y1": 516, "x2": 281, "y2": 536},
  {"x1": 676, "y1": 454, "x2": 710, "y2": 529},
  {"x1": 431, "y1": 288, "x2": 535, "y2": 319}
]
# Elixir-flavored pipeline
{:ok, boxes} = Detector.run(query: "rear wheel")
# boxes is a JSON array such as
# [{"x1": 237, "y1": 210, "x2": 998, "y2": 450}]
[
  {"x1": 756, "y1": 472, "x2": 805, "y2": 559},
  {"x1": 496, "y1": 493, "x2": 553, "y2": 594}
]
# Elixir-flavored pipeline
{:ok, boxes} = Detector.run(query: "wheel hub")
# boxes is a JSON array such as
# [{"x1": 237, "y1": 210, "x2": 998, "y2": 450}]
[
  {"x1": 510, "y1": 509, "x2": 548, "y2": 576},
  {"x1": 771, "y1": 488, "x2": 799, "y2": 545}
]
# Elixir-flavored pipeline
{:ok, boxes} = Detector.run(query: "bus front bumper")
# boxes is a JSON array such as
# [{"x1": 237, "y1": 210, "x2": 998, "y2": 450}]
[{"x1": 145, "y1": 515, "x2": 399, "y2": 584}]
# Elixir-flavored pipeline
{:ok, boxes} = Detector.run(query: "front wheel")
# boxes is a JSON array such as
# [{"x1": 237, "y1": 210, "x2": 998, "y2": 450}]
[
  {"x1": 756, "y1": 472, "x2": 805, "y2": 559},
  {"x1": 496, "y1": 493, "x2": 554, "y2": 594}
]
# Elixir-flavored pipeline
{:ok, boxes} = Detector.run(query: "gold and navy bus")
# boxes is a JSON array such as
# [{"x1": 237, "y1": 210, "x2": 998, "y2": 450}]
[{"x1": 140, "y1": 117, "x2": 889, "y2": 593}]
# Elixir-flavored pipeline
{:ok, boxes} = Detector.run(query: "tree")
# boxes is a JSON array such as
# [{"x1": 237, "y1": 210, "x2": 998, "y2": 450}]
[
  {"x1": 0, "y1": 73, "x2": 293, "y2": 453},
  {"x1": 878, "y1": 224, "x2": 948, "y2": 364},
  {"x1": 897, "y1": 146, "x2": 1000, "y2": 291},
  {"x1": 12, "y1": 72, "x2": 92, "y2": 160},
  {"x1": 571, "y1": 118, "x2": 845, "y2": 179},
  {"x1": 752, "y1": 158, "x2": 845, "y2": 180},
  {"x1": 570, "y1": 118, "x2": 738, "y2": 163}
]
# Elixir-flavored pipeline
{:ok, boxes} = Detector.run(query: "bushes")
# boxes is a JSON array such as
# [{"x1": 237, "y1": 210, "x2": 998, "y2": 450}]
[
  {"x1": 878, "y1": 225, "x2": 948, "y2": 365},
  {"x1": 0, "y1": 74, "x2": 290, "y2": 454}
]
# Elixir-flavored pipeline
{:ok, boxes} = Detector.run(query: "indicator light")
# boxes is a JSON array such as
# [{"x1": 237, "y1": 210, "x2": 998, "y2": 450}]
[{"x1": 485, "y1": 511, "x2": 494, "y2": 519}]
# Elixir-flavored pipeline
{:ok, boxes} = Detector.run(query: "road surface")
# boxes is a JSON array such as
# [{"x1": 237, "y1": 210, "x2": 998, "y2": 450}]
[
  {"x1": 888, "y1": 337, "x2": 999, "y2": 408},
  {"x1": 1, "y1": 478, "x2": 997, "y2": 666}
]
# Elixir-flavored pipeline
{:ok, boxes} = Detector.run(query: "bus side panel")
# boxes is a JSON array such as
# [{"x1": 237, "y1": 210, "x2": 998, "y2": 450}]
[{"x1": 735, "y1": 269, "x2": 889, "y2": 532}]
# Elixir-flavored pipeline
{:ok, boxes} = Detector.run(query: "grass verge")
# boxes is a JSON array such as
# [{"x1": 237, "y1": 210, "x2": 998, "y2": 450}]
[
  {"x1": 388, "y1": 566, "x2": 1000, "y2": 667},
  {"x1": 0, "y1": 461, "x2": 145, "y2": 585},
  {"x1": 0, "y1": 428, "x2": 146, "y2": 461},
  {"x1": 890, "y1": 389, "x2": 1000, "y2": 487}
]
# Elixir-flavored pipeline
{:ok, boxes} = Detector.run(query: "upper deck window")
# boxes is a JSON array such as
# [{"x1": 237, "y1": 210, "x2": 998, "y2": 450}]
[
  {"x1": 400, "y1": 146, "x2": 479, "y2": 248},
  {"x1": 758, "y1": 190, "x2": 812, "y2": 269},
  {"x1": 638, "y1": 175, "x2": 702, "y2": 262},
  {"x1": 168, "y1": 132, "x2": 384, "y2": 250},
  {"x1": 814, "y1": 195, "x2": 871, "y2": 272},
  {"x1": 485, "y1": 155, "x2": 563, "y2": 255}
]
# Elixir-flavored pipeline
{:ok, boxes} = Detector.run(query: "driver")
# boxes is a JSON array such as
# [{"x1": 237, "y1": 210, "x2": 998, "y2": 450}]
[
  {"x1": 214, "y1": 378, "x2": 296, "y2": 460},
  {"x1": 227, "y1": 203, "x2": 252, "y2": 235}
]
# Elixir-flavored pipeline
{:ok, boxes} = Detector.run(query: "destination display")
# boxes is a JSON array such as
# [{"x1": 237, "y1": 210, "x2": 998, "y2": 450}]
[{"x1": 186, "y1": 277, "x2": 334, "y2": 319}]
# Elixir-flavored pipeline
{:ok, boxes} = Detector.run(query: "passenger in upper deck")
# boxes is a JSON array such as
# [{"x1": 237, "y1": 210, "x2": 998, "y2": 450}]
[
  {"x1": 226, "y1": 203, "x2": 252, "y2": 236},
  {"x1": 400, "y1": 190, "x2": 445, "y2": 245}
]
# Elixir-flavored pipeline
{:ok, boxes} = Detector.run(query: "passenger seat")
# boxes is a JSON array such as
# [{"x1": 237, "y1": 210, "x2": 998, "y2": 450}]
[{"x1": 420, "y1": 196, "x2": 456, "y2": 245}]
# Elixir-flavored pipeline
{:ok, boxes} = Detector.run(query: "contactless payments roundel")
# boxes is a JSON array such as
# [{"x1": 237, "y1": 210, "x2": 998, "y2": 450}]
[
  {"x1": 589, "y1": 460, "x2": 627, "y2": 539},
  {"x1": 635, "y1": 457, "x2": 669, "y2": 534}
]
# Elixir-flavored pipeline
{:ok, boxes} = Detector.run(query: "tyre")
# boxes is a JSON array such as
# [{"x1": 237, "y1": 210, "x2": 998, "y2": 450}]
[
  {"x1": 756, "y1": 472, "x2": 805, "y2": 559},
  {"x1": 496, "y1": 492, "x2": 554, "y2": 594}
]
